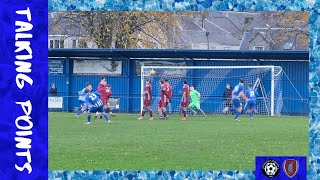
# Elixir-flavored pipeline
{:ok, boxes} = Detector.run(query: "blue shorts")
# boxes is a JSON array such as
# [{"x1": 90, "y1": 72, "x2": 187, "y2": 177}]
[
  {"x1": 247, "y1": 99, "x2": 256, "y2": 109},
  {"x1": 232, "y1": 98, "x2": 242, "y2": 108},
  {"x1": 79, "y1": 100, "x2": 86, "y2": 107},
  {"x1": 89, "y1": 106, "x2": 104, "y2": 113}
]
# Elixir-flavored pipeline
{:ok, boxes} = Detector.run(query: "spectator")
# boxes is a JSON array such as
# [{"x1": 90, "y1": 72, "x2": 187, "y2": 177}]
[
  {"x1": 50, "y1": 83, "x2": 57, "y2": 96},
  {"x1": 223, "y1": 83, "x2": 233, "y2": 109}
]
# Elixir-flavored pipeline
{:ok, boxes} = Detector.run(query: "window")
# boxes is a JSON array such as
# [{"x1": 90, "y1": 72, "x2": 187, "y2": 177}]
[
  {"x1": 49, "y1": 40, "x2": 53, "y2": 48},
  {"x1": 54, "y1": 40, "x2": 59, "y2": 48},
  {"x1": 72, "y1": 40, "x2": 77, "y2": 48},
  {"x1": 51, "y1": 39, "x2": 65, "y2": 48},
  {"x1": 59, "y1": 39, "x2": 64, "y2": 48},
  {"x1": 254, "y1": 46, "x2": 264, "y2": 50}
]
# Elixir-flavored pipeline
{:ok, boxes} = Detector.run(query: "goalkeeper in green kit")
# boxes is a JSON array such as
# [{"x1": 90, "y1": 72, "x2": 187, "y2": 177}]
[{"x1": 188, "y1": 86, "x2": 207, "y2": 116}]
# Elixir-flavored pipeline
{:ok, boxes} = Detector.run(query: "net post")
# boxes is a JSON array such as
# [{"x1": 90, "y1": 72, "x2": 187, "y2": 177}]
[
  {"x1": 270, "y1": 66, "x2": 275, "y2": 116},
  {"x1": 140, "y1": 66, "x2": 144, "y2": 114}
]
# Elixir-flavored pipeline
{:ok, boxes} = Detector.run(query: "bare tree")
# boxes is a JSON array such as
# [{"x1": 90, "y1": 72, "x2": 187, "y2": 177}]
[
  {"x1": 257, "y1": 12, "x2": 309, "y2": 49},
  {"x1": 49, "y1": 12, "x2": 182, "y2": 49}
]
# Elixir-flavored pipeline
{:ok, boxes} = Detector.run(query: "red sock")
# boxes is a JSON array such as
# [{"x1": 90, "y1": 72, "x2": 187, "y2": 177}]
[
  {"x1": 141, "y1": 111, "x2": 145, "y2": 116},
  {"x1": 107, "y1": 108, "x2": 111, "y2": 113},
  {"x1": 183, "y1": 110, "x2": 187, "y2": 117},
  {"x1": 163, "y1": 111, "x2": 168, "y2": 117}
]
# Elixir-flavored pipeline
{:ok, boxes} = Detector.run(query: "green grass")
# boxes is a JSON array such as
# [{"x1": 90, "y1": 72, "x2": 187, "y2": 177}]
[{"x1": 49, "y1": 112, "x2": 308, "y2": 171}]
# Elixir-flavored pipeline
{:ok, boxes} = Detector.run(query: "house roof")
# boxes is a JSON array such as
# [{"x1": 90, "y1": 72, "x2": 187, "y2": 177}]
[
  {"x1": 240, "y1": 28, "x2": 308, "y2": 50},
  {"x1": 239, "y1": 32, "x2": 251, "y2": 50},
  {"x1": 178, "y1": 16, "x2": 241, "y2": 46},
  {"x1": 179, "y1": 15, "x2": 203, "y2": 32},
  {"x1": 240, "y1": 29, "x2": 273, "y2": 50},
  {"x1": 180, "y1": 31, "x2": 240, "y2": 46}
]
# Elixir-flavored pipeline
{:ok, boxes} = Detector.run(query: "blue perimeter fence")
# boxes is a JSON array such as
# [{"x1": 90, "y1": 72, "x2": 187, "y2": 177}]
[{"x1": 48, "y1": 49, "x2": 309, "y2": 115}]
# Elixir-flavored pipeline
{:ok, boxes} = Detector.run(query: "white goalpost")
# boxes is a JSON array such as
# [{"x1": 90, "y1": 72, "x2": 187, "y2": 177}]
[{"x1": 140, "y1": 65, "x2": 286, "y2": 116}]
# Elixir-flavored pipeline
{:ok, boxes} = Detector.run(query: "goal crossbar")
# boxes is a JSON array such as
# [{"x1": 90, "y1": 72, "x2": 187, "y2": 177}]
[{"x1": 143, "y1": 65, "x2": 276, "y2": 69}]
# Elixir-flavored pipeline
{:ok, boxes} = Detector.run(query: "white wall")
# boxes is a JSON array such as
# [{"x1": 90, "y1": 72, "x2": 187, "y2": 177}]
[
  {"x1": 48, "y1": 35, "x2": 97, "y2": 48},
  {"x1": 192, "y1": 42, "x2": 240, "y2": 50}
]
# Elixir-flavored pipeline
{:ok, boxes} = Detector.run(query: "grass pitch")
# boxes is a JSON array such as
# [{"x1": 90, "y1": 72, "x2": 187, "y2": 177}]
[{"x1": 49, "y1": 112, "x2": 308, "y2": 170}]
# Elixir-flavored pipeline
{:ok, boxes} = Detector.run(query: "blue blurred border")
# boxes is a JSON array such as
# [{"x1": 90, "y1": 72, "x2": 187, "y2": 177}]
[
  {"x1": 0, "y1": 0, "x2": 48, "y2": 179},
  {"x1": 48, "y1": 0, "x2": 320, "y2": 179}
]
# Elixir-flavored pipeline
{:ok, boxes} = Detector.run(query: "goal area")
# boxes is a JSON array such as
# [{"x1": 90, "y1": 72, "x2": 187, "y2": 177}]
[{"x1": 140, "y1": 65, "x2": 295, "y2": 116}]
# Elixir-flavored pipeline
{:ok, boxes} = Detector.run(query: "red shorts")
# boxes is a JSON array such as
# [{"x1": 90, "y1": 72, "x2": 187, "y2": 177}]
[
  {"x1": 181, "y1": 101, "x2": 189, "y2": 108},
  {"x1": 101, "y1": 98, "x2": 108, "y2": 106},
  {"x1": 158, "y1": 100, "x2": 167, "y2": 108},
  {"x1": 144, "y1": 99, "x2": 152, "y2": 106}
]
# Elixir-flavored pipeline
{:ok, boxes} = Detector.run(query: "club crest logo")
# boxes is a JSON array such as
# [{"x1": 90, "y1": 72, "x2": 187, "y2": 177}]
[
  {"x1": 262, "y1": 159, "x2": 280, "y2": 178},
  {"x1": 283, "y1": 159, "x2": 299, "y2": 178}
]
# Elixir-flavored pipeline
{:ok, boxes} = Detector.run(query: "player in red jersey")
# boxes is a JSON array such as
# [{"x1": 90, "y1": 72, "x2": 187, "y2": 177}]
[
  {"x1": 164, "y1": 79, "x2": 173, "y2": 114},
  {"x1": 105, "y1": 84, "x2": 115, "y2": 116},
  {"x1": 97, "y1": 77, "x2": 106, "y2": 94},
  {"x1": 181, "y1": 80, "x2": 190, "y2": 120},
  {"x1": 95, "y1": 77, "x2": 107, "y2": 119},
  {"x1": 158, "y1": 80, "x2": 168, "y2": 119},
  {"x1": 138, "y1": 79, "x2": 153, "y2": 120}
]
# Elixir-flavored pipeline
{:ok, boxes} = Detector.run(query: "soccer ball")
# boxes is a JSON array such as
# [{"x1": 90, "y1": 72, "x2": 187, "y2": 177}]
[
  {"x1": 223, "y1": 107, "x2": 229, "y2": 114},
  {"x1": 150, "y1": 69, "x2": 156, "y2": 75},
  {"x1": 264, "y1": 162, "x2": 278, "y2": 176}
]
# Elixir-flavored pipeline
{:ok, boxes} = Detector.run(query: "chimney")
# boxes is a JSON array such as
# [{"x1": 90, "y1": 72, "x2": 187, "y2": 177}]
[
  {"x1": 244, "y1": 16, "x2": 254, "y2": 32},
  {"x1": 193, "y1": 12, "x2": 207, "y2": 30}
]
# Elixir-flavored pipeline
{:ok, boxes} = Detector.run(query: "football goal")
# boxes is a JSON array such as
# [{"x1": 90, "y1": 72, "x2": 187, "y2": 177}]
[{"x1": 140, "y1": 66, "x2": 302, "y2": 116}]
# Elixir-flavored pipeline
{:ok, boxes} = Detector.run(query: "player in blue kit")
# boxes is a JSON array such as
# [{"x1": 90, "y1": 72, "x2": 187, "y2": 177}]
[
  {"x1": 230, "y1": 79, "x2": 248, "y2": 121},
  {"x1": 76, "y1": 83, "x2": 92, "y2": 117},
  {"x1": 83, "y1": 89, "x2": 112, "y2": 125},
  {"x1": 245, "y1": 84, "x2": 259, "y2": 120}
]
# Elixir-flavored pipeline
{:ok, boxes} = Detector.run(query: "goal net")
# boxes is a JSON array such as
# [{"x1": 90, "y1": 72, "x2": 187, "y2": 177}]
[{"x1": 140, "y1": 66, "x2": 286, "y2": 116}]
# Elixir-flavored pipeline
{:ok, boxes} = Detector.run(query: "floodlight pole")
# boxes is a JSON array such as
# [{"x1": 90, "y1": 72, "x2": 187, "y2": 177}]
[{"x1": 206, "y1": 32, "x2": 210, "y2": 50}]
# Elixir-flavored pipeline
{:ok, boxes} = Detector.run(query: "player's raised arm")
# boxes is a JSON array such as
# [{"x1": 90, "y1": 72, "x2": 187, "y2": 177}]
[
  {"x1": 78, "y1": 88, "x2": 84, "y2": 95},
  {"x1": 97, "y1": 87, "x2": 103, "y2": 93},
  {"x1": 96, "y1": 84, "x2": 106, "y2": 93}
]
